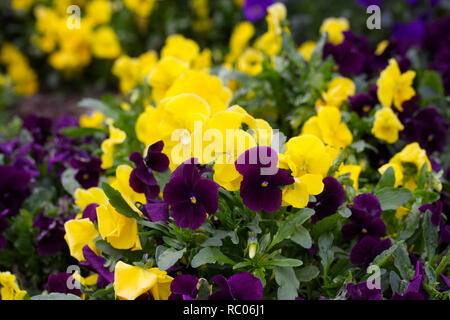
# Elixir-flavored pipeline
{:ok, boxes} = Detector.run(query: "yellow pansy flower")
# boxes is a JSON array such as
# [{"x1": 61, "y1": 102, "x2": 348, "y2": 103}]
[
  {"x1": 378, "y1": 143, "x2": 431, "y2": 190},
  {"x1": 164, "y1": 70, "x2": 232, "y2": 116},
  {"x1": 123, "y1": 0, "x2": 156, "y2": 18},
  {"x1": 226, "y1": 22, "x2": 255, "y2": 63},
  {"x1": 254, "y1": 31, "x2": 282, "y2": 57},
  {"x1": 371, "y1": 107, "x2": 404, "y2": 143},
  {"x1": 110, "y1": 165, "x2": 146, "y2": 214},
  {"x1": 91, "y1": 26, "x2": 121, "y2": 59},
  {"x1": 283, "y1": 174, "x2": 324, "y2": 208},
  {"x1": 135, "y1": 105, "x2": 165, "y2": 146},
  {"x1": 320, "y1": 17, "x2": 350, "y2": 45},
  {"x1": 395, "y1": 206, "x2": 409, "y2": 219},
  {"x1": 96, "y1": 202, "x2": 142, "y2": 250},
  {"x1": 302, "y1": 107, "x2": 353, "y2": 149},
  {"x1": 161, "y1": 34, "x2": 200, "y2": 65},
  {"x1": 377, "y1": 58, "x2": 416, "y2": 111},
  {"x1": 375, "y1": 40, "x2": 389, "y2": 56},
  {"x1": 192, "y1": 49, "x2": 211, "y2": 72},
  {"x1": 317, "y1": 77, "x2": 356, "y2": 109},
  {"x1": 64, "y1": 218, "x2": 101, "y2": 261},
  {"x1": 101, "y1": 124, "x2": 126, "y2": 170},
  {"x1": 0, "y1": 272, "x2": 27, "y2": 300},
  {"x1": 113, "y1": 261, "x2": 173, "y2": 300},
  {"x1": 148, "y1": 57, "x2": 189, "y2": 103},
  {"x1": 266, "y1": 2, "x2": 287, "y2": 35},
  {"x1": 86, "y1": 0, "x2": 112, "y2": 26},
  {"x1": 237, "y1": 48, "x2": 264, "y2": 76},
  {"x1": 74, "y1": 187, "x2": 108, "y2": 212},
  {"x1": 335, "y1": 163, "x2": 362, "y2": 190},
  {"x1": 298, "y1": 41, "x2": 316, "y2": 62},
  {"x1": 112, "y1": 55, "x2": 140, "y2": 93},
  {"x1": 138, "y1": 50, "x2": 158, "y2": 80},
  {"x1": 80, "y1": 111, "x2": 105, "y2": 129}
]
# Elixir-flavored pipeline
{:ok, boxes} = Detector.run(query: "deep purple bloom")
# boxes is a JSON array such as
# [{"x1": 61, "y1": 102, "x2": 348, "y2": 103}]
[
  {"x1": 235, "y1": 146, "x2": 294, "y2": 213},
  {"x1": 0, "y1": 138, "x2": 19, "y2": 158},
  {"x1": 391, "y1": 20, "x2": 425, "y2": 54},
  {"x1": 0, "y1": 209, "x2": 9, "y2": 250},
  {"x1": 80, "y1": 245, "x2": 114, "y2": 287},
  {"x1": 54, "y1": 115, "x2": 78, "y2": 134},
  {"x1": 209, "y1": 272, "x2": 263, "y2": 300},
  {"x1": 323, "y1": 31, "x2": 372, "y2": 76},
  {"x1": 163, "y1": 159, "x2": 219, "y2": 230},
  {"x1": 346, "y1": 281, "x2": 383, "y2": 300},
  {"x1": 430, "y1": 47, "x2": 450, "y2": 96},
  {"x1": 23, "y1": 115, "x2": 53, "y2": 145},
  {"x1": 0, "y1": 165, "x2": 32, "y2": 215},
  {"x1": 130, "y1": 141, "x2": 169, "y2": 202},
  {"x1": 143, "y1": 199, "x2": 169, "y2": 223},
  {"x1": 144, "y1": 140, "x2": 170, "y2": 173},
  {"x1": 419, "y1": 200, "x2": 443, "y2": 227},
  {"x1": 349, "y1": 84, "x2": 378, "y2": 117},
  {"x1": 342, "y1": 194, "x2": 386, "y2": 240},
  {"x1": 33, "y1": 211, "x2": 66, "y2": 256},
  {"x1": 309, "y1": 177, "x2": 346, "y2": 224},
  {"x1": 70, "y1": 155, "x2": 103, "y2": 189},
  {"x1": 168, "y1": 275, "x2": 199, "y2": 300},
  {"x1": 242, "y1": 0, "x2": 275, "y2": 22},
  {"x1": 392, "y1": 261, "x2": 428, "y2": 300},
  {"x1": 401, "y1": 107, "x2": 448, "y2": 154},
  {"x1": 45, "y1": 273, "x2": 82, "y2": 297},
  {"x1": 350, "y1": 236, "x2": 391, "y2": 267},
  {"x1": 82, "y1": 203, "x2": 99, "y2": 222}
]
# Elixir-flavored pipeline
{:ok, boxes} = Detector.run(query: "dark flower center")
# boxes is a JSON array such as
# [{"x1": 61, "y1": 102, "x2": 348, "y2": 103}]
[
  {"x1": 261, "y1": 181, "x2": 269, "y2": 188},
  {"x1": 190, "y1": 196, "x2": 197, "y2": 204},
  {"x1": 361, "y1": 228, "x2": 368, "y2": 234}
]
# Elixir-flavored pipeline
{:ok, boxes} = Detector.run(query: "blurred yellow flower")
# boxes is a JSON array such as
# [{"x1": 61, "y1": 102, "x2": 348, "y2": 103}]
[
  {"x1": 64, "y1": 218, "x2": 100, "y2": 261},
  {"x1": 298, "y1": 41, "x2": 316, "y2": 62},
  {"x1": 91, "y1": 26, "x2": 122, "y2": 59},
  {"x1": 0, "y1": 272, "x2": 27, "y2": 300},
  {"x1": 80, "y1": 111, "x2": 105, "y2": 129},
  {"x1": 371, "y1": 107, "x2": 404, "y2": 143},
  {"x1": 317, "y1": 77, "x2": 355, "y2": 109},
  {"x1": 101, "y1": 124, "x2": 126, "y2": 170},
  {"x1": 377, "y1": 58, "x2": 416, "y2": 111},
  {"x1": 320, "y1": 17, "x2": 350, "y2": 45},
  {"x1": 237, "y1": 48, "x2": 264, "y2": 76}
]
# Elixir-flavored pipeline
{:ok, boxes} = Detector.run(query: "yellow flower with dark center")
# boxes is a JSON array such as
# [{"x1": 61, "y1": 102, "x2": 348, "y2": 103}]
[{"x1": 237, "y1": 48, "x2": 264, "y2": 76}]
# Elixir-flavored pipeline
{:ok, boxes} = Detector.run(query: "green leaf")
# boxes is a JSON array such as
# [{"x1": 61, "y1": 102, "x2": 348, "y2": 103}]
[
  {"x1": 396, "y1": 207, "x2": 420, "y2": 240},
  {"x1": 296, "y1": 265, "x2": 320, "y2": 282},
  {"x1": 31, "y1": 293, "x2": 81, "y2": 300},
  {"x1": 197, "y1": 278, "x2": 210, "y2": 300},
  {"x1": 393, "y1": 243, "x2": 414, "y2": 279},
  {"x1": 376, "y1": 166, "x2": 396, "y2": 189},
  {"x1": 318, "y1": 233, "x2": 334, "y2": 270},
  {"x1": 95, "y1": 239, "x2": 141, "y2": 260},
  {"x1": 268, "y1": 258, "x2": 303, "y2": 268},
  {"x1": 373, "y1": 240, "x2": 404, "y2": 267},
  {"x1": 191, "y1": 247, "x2": 234, "y2": 268},
  {"x1": 422, "y1": 210, "x2": 438, "y2": 262},
  {"x1": 102, "y1": 183, "x2": 141, "y2": 220},
  {"x1": 61, "y1": 168, "x2": 82, "y2": 196},
  {"x1": 290, "y1": 225, "x2": 312, "y2": 249},
  {"x1": 337, "y1": 206, "x2": 352, "y2": 218},
  {"x1": 293, "y1": 208, "x2": 315, "y2": 225},
  {"x1": 138, "y1": 220, "x2": 169, "y2": 233},
  {"x1": 374, "y1": 187, "x2": 412, "y2": 211},
  {"x1": 274, "y1": 267, "x2": 299, "y2": 300},
  {"x1": 156, "y1": 246, "x2": 186, "y2": 271},
  {"x1": 311, "y1": 214, "x2": 340, "y2": 238}
]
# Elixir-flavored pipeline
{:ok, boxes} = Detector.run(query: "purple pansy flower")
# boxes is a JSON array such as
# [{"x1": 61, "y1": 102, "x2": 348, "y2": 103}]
[
  {"x1": 129, "y1": 152, "x2": 160, "y2": 201},
  {"x1": 342, "y1": 194, "x2": 386, "y2": 240},
  {"x1": 235, "y1": 146, "x2": 294, "y2": 213},
  {"x1": 392, "y1": 261, "x2": 428, "y2": 300},
  {"x1": 209, "y1": 272, "x2": 263, "y2": 300},
  {"x1": 0, "y1": 165, "x2": 32, "y2": 215},
  {"x1": 168, "y1": 275, "x2": 199, "y2": 300},
  {"x1": 346, "y1": 281, "x2": 383, "y2": 300},
  {"x1": 80, "y1": 245, "x2": 114, "y2": 287},
  {"x1": 163, "y1": 159, "x2": 220, "y2": 230},
  {"x1": 349, "y1": 84, "x2": 379, "y2": 117},
  {"x1": 143, "y1": 199, "x2": 169, "y2": 223},
  {"x1": 82, "y1": 203, "x2": 99, "y2": 222},
  {"x1": 54, "y1": 115, "x2": 79, "y2": 134},
  {"x1": 45, "y1": 273, "x2": 82, "y2": 297},
  {"x1": 70, "y1": 155, "x2": 103, "y2": 189},
  {"x1": 144, "y1": 140, "x2": 170, "y2": 173},
  {"x1": 242, "y1": 0, "x2": 275, "y2": 23},
  {"x1": 401, "y1": 107, "x2": 448, "y2": 154},
  {"x1": 33, "y1": 211, "x2": 67, "y2": 256},
  {"x1": 391, "y1": 20, "x2": 425, "y2": 54},
  {"x1": 0, "y1": 138, "x2": 19, "y2": 158},
  {"x1": 350, "y1": 235, "x2": 391, "y2": 268},
  {"x1": 419, "y1": 200, "x2": 449, "y2": 243},
  {"x1": 23, "y1": 115, "x2": 53, "y2": 145},
  {"x1": 309, "y1": 177, "x2": 346, "y2": 224}
]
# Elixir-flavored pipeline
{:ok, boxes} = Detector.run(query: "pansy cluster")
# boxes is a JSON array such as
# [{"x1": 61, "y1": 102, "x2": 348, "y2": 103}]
[{"x1": 0, "y1": 1, "x2": 449, "y2": 301}]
